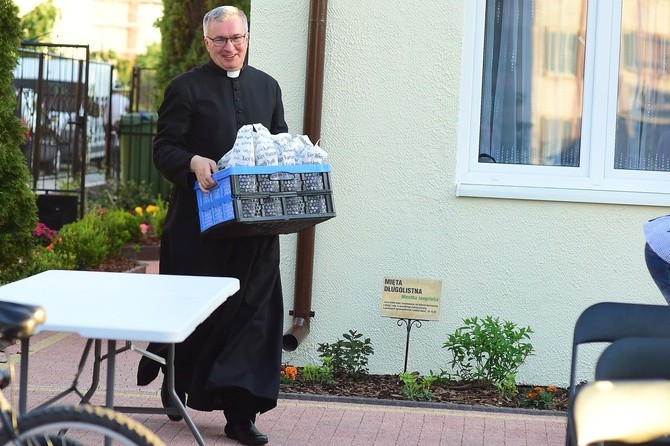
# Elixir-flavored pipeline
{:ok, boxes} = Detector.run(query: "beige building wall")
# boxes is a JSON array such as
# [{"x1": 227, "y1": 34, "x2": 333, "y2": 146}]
[
  {"x1": 15, "y1": 0, "x2": 670, "y2": 387},
  {"x1": 250, "y1": 0, "x2": 669, "y2": 387},
  {"x1": 15, "y1": 0, "x2": 162, "y2": 61}
]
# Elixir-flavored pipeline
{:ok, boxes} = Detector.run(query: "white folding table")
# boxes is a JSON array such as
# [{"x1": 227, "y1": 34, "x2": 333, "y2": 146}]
[{"x1": 0, "y1": 269, "x2": 240, "y2": 446}]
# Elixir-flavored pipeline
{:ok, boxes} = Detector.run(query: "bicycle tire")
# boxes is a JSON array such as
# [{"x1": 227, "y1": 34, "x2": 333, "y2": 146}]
[{"x1": 0, "y1": 404, "x2": 165, "y2": 446}]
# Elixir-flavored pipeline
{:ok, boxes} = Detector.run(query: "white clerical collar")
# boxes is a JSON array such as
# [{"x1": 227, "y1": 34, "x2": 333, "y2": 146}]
[{"x1": 227, "y1": 70, "x2": 240, "y2": 78}]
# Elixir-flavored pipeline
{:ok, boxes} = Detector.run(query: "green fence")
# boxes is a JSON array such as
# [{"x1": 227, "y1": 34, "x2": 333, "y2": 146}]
[{"x1": 119, "y1": 112, "x2": 171, "y2": 199}]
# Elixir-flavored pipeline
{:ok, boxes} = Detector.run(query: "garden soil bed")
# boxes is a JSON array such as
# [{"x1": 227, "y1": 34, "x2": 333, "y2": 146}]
[
  {"x1": 280, "y1": 373, "x2": 568, "y2": 412},
  {"x1": 90, "y1": 234, "x2": 161, "y2": 272},
  {"x1": 89, "y1": 257, "x2": 142, "y2": 272}
]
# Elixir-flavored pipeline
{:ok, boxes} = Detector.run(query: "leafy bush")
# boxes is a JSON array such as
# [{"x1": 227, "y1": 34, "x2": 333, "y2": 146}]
[
  {"x1": 9, "y1": 200, "x2": 162, "y2": 280},
  {"x1": 0, "y1": 0, "x2": 38, "y2": 284},
  {"x1": 111, "y1": 180, "x2": 157, "y2": 211},
  {"x1": 441, "y1": 316, "x2": 534, "y2": 387},
  {"x1": 493, "y1": 373, "x2": 519, "y2": 399},
  {"x1": 98, "y1": 209, "x2": 142, "y2": 257},
  {"x1": 22, "y1": 248, "x2": 77, "y2": 277},
  {"x1": 0, "y1": 247, "x2": 76, "y2": 285},
  {"x1": 149, "y1": 196, "x2": 168, "y2": 237},
  {"x1": 54, "y1": 217, "x2": 110, "y2": 270},
  {"x1": 399, "y1": 372, "x2": 438, "y2": 401},
  {"x1": 89, "y1": 180, "x2": 165, "y2": 213},
  {"x1": 300, "y1": 358, "x2": 334, "y2": 384},
  {"x1": 317, "y1": 330, "x2": 374, "y2": 379},
  {"x1": 89, "y1": 181, "x2": 168, "y2": 239},
  {"x1": 52, "y1": 205, "x2": 149, "y2": 269}
]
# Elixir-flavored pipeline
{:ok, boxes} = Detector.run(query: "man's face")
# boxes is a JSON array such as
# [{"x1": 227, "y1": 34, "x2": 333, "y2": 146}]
[{"x1": 204, "y1": 16, "x2": 248, "y2": 72}]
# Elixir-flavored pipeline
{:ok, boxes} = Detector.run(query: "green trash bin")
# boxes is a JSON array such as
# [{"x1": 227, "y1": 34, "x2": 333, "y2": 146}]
[{"x1": 119, "y1": 112, "x2": 171, "y2": 199}]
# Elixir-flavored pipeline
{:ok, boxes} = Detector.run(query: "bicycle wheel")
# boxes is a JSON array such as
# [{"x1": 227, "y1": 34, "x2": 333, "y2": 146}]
[{"x1": 0, "y1": 404, "x2": 165, "y2": 446}]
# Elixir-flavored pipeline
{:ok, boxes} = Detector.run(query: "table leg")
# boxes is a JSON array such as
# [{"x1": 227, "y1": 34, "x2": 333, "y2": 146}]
[
  {"x1": 19, "y1": 339, "x2": 29, "y2": 415},
  {"x1": 105, "y1": 340, "x2": 116, "y2": 446},
  {"x1": 165, "y1": 345, "x2": 205, "y2": 446},
  {"x1": 79, "y1": 340, "x2": 102, "y2": 404},
  {"x1": 106, "y1": 340, "x2": 116, "y2": 409},
  {"x1": 19, "y1": 338, "x2": 104, "y2": 414}
]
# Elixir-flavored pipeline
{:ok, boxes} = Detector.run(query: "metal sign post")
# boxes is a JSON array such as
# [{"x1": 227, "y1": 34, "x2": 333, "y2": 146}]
[
  {"x1": 380, "y1": 276, "x2": 442, "y2": 373},
  {"x1": 395, "y1": 318, "x2": 426, "y2": 373}
]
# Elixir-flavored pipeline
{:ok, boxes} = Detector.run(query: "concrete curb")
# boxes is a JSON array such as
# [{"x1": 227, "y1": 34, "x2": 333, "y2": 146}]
[{"x1": 278, "y1": 391, "x2": 567, "y2": 418}]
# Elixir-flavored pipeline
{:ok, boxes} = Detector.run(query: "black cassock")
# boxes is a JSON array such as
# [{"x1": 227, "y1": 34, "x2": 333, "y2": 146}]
[{"x1": 137, "y1": 61, "x2": 288, "y2": 415}]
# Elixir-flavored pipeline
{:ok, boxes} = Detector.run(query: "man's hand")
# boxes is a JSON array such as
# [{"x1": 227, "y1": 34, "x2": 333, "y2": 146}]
[{"x1": 190, "y1": 155, "x2": 218, "y2": 192}]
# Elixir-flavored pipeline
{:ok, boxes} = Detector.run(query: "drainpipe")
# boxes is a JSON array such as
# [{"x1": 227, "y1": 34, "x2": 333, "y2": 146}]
[{"x1": 282, "y1": 0, "x2": 328, "y2": 351}]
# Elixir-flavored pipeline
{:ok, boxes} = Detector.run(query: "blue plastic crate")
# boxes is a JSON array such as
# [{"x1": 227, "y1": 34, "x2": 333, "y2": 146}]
[{"x1": 194, "y1": 164, "x2": 335, "y2": 237}]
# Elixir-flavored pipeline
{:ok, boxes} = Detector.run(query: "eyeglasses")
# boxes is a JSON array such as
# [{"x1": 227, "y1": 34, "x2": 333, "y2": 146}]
[{"x1": 206, "y1": 34, "x2": 247, "y2": 47}]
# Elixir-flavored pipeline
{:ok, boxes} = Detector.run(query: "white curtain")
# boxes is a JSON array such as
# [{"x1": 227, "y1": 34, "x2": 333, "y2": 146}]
[
  {"x1": 615, "y1": 0, "x2": 670, "y2": 171},
  {"x1": 479, "y1": 0, "x2": 535, "y2": 164}
]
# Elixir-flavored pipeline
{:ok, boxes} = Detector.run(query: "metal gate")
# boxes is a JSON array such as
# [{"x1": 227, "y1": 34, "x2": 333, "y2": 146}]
[{"x1": 13, "y1": 43, "x2": 114, "y2": 227}]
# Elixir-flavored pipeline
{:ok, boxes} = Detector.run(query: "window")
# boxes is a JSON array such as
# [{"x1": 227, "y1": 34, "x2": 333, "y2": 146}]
[{"x1": 457, "y1": 0, "x2": 670, "y2": 206}]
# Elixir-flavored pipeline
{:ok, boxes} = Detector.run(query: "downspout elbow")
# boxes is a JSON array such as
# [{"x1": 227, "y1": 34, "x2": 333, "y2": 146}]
[{"x1": 282, "y1": 312, "x2": 313, "y2": 352}]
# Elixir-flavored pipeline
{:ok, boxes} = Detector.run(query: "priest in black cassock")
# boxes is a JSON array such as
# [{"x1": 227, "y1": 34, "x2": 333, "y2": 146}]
[{"x1": 136, "y1": 5, "x2": 287, "y2": 445}]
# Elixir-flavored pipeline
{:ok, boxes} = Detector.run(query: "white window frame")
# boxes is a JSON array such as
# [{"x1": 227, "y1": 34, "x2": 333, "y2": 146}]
[{"x1": 456, "y1": 0, "x2": 670, "y2": 207}]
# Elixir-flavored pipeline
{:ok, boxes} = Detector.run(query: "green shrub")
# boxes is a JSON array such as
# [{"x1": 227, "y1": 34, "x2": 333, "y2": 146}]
[
  {"x1": 88, "y1": 179, "x2": 166, "y2": 214},
  {"x1": 113, "y1": 180, "x2": 156, "y2": 211},
  {"x1": 301, "y1": 360, "x2": 334, "y2": 384},
  {"x1": 441, "y1": 316, "x2": 534, "y2": 388},
  {"x1": 23, "y1": 248, "x2": 76, "y2": 276},
  {"x1": 317, "y1": 330, "x2": 374, "y2": 380},
  {"x1": 399, "y1": 372, "x2": 438, "y2": 401},
  {"x1": 0, "y1": 0, "x2": 38, "y2": 284},
  {"x1": 146, "y1": 196, "x2": 168, "y2": 237},
  {"x1": 1, "y1": 244, "x2": 77, "y2": 284},
  {"x1": 10, "y1": 201, "x2": 159, "y2": 278},
  {"x1": 493, "y1": 373, "x2": 519, "y2": 399},
  {"x1": 54, "y1": 218, "x2": 110, "y2": 270},
  {"x1": 99, "y1": 209, "x2": 142, "y2": 257}
]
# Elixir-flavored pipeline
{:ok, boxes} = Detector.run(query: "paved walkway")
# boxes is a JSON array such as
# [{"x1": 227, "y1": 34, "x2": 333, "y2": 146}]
[{"x1": 0, "y1": 261, "x2": 567, "y2": 445}]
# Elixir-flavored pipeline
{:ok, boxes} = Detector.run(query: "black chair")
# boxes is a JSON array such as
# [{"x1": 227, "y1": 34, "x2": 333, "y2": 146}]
[
  {"x1": 566, "y1": 302, "x2": 670, "y2": 446},
  {"x1": 595, "y1": 337, "x2": 670, "y2": 381},
  {"x1": 571, "y1": 337, "x2": 670, "y2": 445}
]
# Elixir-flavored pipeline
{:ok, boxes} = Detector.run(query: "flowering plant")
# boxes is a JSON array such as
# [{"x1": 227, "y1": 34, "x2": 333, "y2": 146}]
[
  {"x1": 133, "y1": 200, "x2": 167, "y2": 238},
  {"x1": 33, "y1": 222, "x2": 58, "y2": 248},
  {"x1": 280, "y1": 364, "x2": 298, "y2": 385},
  {"x1": 520, "y1": 385, "x2": 557, "y2": 409}
]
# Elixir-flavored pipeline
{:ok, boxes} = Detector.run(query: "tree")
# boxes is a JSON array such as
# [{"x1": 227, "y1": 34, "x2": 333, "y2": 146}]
[
  {"x1": 0, "y1": 0, "x2": 38, "y2": 283},
  {"x1": 20, "y1": 0, "x2": 59, "y2": 43},
  {"x1": 135, "y1": 42, "x2": 162, "y2": 70},
  {"x1": 91, "y1": 49, "x2": 133, "y2": 87},
  {"x1": 156, "y1": 0, "x2": 250, "y2": 95}
]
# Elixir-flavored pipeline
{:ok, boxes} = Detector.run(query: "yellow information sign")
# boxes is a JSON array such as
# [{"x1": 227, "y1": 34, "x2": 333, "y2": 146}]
[{"x1": 381, "y1": 276, "x2": 442, "y2": 321}]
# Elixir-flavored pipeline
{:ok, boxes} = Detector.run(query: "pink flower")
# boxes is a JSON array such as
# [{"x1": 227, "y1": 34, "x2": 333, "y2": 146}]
[
  {"x1": 33, "y1": 222, "x2": 57, "y2": 247},
  {"x1": 139, "y1": 223, "x2": 150, "y2": 234}
]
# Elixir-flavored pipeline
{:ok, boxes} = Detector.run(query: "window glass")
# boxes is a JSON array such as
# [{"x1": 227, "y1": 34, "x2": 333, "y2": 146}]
[
  {"x1": 615, "y1": 0, "x2": 670, "y2": 171},
  {"x1": 478, "y1": 0, "x2": 587, "y2": 167},
  {"x1": 458, "y1": 0, "x2": 670, "y2": 205}
]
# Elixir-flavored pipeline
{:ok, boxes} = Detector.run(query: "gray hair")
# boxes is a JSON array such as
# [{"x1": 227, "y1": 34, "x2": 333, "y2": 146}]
[{"x1": 202, "y1": 6, "x2": 249, "y2": 35}]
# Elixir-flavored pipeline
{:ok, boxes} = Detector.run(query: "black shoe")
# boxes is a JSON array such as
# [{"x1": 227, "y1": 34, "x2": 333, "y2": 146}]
[
  {"x1": 160, "y1": 380, "x2": 185, "y2": 422},
  {"x1": 224, "y1": 419, "x2": 268, "y2": 445}
]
